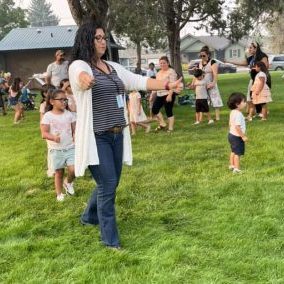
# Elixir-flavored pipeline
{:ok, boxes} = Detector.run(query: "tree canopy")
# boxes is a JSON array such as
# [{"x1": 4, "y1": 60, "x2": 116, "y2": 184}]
[
  {"x1": 27, "y1": 0, "x2": 59, "y2": 27},
  {"x1": 0, "y1": 0, "x2": 29, "y2": 39}
]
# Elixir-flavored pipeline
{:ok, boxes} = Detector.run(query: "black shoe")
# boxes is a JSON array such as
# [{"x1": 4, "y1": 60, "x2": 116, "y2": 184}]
[{"x1": 80, "y1": 218, "x2": 98, "y2": 226}]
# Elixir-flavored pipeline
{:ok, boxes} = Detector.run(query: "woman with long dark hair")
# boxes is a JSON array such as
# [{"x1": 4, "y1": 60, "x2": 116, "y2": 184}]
[
  {"x1": 250, "y1": 61, "x2": 272, "y2": 120},
  {"x1": 245, "y1": 42, "x2": 271, "y2": 120},
  {"x1": 9, "y1": 77, "x2": 24, "y2": 124},
  {"x1": 68, "y1": 19, "x2": 183, "y2": 249}
]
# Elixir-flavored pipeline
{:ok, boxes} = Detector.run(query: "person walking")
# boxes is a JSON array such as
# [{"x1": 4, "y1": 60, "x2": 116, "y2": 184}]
[{"x1": 68, "y1": 19, "x2": 183, "y2": 249}]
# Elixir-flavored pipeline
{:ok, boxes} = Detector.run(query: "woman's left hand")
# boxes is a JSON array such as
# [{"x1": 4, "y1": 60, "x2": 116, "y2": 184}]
[{"x1": 169, "y1": 77, "x2": 184, "y2": 93}]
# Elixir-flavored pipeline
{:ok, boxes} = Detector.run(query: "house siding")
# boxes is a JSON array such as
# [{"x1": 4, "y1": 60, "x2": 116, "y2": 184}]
[{"x1": 224, "y1": 43, "x2": 246, "y2": 64}]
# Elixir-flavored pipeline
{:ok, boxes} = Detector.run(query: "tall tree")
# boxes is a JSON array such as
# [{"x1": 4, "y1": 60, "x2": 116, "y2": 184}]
[
  {"x1": 66, "y1": 0, "x2": 109, "y2": 26},
  {"x1": 266, "y1": 13, "x2": 284, "y2": 53},
  {"x1": 226, "y1": 0, "x2": 284, "y2": 41},
  {"x1": 157, "y1": 0, "x2": 225, "y2": 76},
  {"x1": 109, "y1": 0, "x2": 166, "y2": 72},
  {"x1": 27, "y1": 0, "x2": 59, "y2": 27},
  {"x1": 0, "y1": 0, "x2": 29, "y2": 39}
]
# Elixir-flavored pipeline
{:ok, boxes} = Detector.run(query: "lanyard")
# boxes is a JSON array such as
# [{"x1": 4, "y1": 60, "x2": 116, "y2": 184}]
[{"x1": 94, "y1": 63, "x2": 122, "y2": 95}]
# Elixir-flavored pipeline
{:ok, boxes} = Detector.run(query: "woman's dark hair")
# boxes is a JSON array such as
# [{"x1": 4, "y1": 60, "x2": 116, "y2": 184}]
[
  {"x1": 59, "y1": 78, "x2": 69, "y2": 89},
  {"x1": 159, "y1": 56, "x2": 170, "y2": 64},
  {"x1": 193, "y1": 68, "x2": 203, "y2": 78},
  {"x1": 11, "y1": 77, "x2": 22, "y2": 92},
  {"x1": 255, "y1": 61, "x2": 268, "y2": 73},
  {"x1": 41, "y1": 84, "x2": 56, "y2": 103},
  {"x1": 227, "y1": 92, "x2": 246, "y2": 110},
  {"x1": 254, "y1": 42, "x2": 268, "y2": 62},
  {"x1": 69, "y1": 19, "x2": 108, "y2": 66},
  {"x1": 200, "y1": 45, "x2": 211, "y2": 57},
  {"x1": 45, "y1": 89, "x2": 66, "y2": 112}
]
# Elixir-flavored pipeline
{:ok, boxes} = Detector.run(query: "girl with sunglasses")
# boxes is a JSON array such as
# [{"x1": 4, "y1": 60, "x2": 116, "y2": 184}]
[
  {"x1": 40, "y1": 89, "x2": 76, "y2": 202},
  {"x1": 198, "y1": 46, "x2": 223, "y2": 121}
]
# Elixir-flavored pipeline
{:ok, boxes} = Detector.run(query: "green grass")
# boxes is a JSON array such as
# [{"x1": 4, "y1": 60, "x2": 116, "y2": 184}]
[{"x1": 1, "y1": 72, "x2": 284, "y2": 283}]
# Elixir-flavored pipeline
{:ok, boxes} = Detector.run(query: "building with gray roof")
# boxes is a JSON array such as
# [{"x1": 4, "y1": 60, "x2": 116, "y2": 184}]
[{"x1": 0, "y1": 25, "x2": 123, "y2": 82}]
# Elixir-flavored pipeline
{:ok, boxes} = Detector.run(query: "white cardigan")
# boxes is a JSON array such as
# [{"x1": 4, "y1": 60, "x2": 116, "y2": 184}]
[{"x1": 68, "y1": 60, "x2": 148, "y2": 177}]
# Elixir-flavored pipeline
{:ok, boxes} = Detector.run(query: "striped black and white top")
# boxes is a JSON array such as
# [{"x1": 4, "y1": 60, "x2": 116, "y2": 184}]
[{"x1": 91, "y1": 66, "x2": 126, "y2": 134}]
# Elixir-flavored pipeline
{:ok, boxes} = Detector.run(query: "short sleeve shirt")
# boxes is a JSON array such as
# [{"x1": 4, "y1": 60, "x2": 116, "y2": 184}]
[
  {"x1": 194, "y1": 78, "x2": 208, "y2": 99},
  {"x1": 41, "y1": 110, "x2": 76, "y2": 150},
  {"x1": 229, "y1": 109, "x2": 246, "y2": 136},
  {"x1": 46, "y1": 61, "x2": 69, "y2": 87}
]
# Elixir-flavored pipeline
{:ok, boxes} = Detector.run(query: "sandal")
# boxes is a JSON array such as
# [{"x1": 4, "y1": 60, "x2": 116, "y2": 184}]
[
  {"x1": 155, "y1": 125, "x2": 167, "y2": 132},
  {"x1": 167, "y1": 129, "x2": 173, "y2": 133}
]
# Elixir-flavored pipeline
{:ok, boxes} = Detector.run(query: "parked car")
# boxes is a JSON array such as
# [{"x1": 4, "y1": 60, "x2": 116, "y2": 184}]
[
  {"x1": 269, "y1": 54, "x2": 284, "y2": 71},
  {"x1": 188, "y1": 59, "x2": 237, "y2": 74}
]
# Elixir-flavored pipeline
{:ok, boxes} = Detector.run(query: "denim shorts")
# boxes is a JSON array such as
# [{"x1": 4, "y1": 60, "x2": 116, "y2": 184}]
[
  {"x1": 228, "y1": 133, "x2": 245, "y2": 156},
  {"x1": 49, "y1": 147, "x2": 75, "y2": 170}
]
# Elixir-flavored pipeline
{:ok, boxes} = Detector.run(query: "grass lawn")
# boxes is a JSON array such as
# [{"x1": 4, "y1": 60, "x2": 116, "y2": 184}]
[{"x1": 0, "y1": 72, "x2": 284, "y2": 283}]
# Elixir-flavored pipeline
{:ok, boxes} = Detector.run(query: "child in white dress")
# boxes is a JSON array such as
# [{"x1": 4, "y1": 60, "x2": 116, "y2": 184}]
[
  {"x1": 40, "y1": 89, "x2": 76, "y2": 201},
  {"x1": 128, "y1": 91, "x2": 150, "y2": 135},
  {"x1": 250, "y1": 61, "x2": 272, "y2": 121}
]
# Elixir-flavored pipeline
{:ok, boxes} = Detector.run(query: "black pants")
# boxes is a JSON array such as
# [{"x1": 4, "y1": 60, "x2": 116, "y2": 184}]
[{"x1": 152, "y1": 94, "x2": 176, "y2": 118}]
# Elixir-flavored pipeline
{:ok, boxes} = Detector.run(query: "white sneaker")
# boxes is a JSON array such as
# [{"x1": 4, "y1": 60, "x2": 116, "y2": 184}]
[
  {"x1": 208, "y1": 120, "x2": 214, "y2": 124},
  {"x1": 233, "y1": 168, "x2": 242, "y2": 174},
  {"x1": 228, "y1": 165, "x2": 234, "y2": 171},
  {"x1": 56, "y1": 193, "x2": 65, "y2": 202},
  {"x1": 193, "y1": 121, "x2": 200, "y2": 125},
  {"x1": 63, "y1": 180, "x2": 75, "y2": 195}
]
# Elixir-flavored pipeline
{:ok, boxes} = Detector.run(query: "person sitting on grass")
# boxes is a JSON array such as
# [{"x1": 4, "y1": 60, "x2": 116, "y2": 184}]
[
  {"x1": 188, "y1": 68, "x2": 214, "y2": 125},
  {"x1": 40, "y1": 89, "x2": 76, "y2": 202},
  {"x1": 227, "y1": 92, "x2": 248, "y2": 174}
]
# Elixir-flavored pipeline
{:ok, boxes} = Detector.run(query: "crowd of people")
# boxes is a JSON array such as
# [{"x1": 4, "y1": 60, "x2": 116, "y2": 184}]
[{"x1": 0, "y1": 18, "x2": 275, "y2": 249}]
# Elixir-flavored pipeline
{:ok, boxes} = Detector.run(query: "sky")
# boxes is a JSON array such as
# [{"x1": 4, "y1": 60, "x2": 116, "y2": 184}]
[
  {"x1": 15, "y1": 0, "x2": 76, "y2": 25},
  {"x1": 14, "y1": 0, "x2": 236, "y2": 36}
]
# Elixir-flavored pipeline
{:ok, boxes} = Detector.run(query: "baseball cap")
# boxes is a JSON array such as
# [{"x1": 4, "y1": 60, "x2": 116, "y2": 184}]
[{"x1": 55, "y1": 49, "x2": 65, "y2": 56}]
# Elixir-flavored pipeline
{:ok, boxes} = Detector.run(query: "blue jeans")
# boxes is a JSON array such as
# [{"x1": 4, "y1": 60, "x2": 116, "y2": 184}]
[{"x1": 81, "y1": 132, "x2": 123, "y2": 247}]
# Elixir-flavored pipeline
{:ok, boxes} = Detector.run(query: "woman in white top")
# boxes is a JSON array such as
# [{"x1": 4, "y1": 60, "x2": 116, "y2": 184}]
[
  {"x1": 198, "y1": 46, "x2": 223, "y2": 121},
  {"x1": 68, "y1": 19, "x2": 183, "y2": 249}
]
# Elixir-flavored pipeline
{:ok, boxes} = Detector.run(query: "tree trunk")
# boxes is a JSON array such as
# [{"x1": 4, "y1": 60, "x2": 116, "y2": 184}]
[
  {"x1": 66, "y1": 0, "x2": 109, "y2": 26},
  {"x1": 164, "y1": 0, "x2": 182, "y2": 77},
  {"x1": 168, "y1": 30, "x2": 182, "y2": 77},
  {"x1": 136, "y1": 41, "x2": 142, "y2": 73}
]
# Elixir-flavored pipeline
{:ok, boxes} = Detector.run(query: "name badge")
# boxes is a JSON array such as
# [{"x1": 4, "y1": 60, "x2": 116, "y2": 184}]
[{"x1": 116, "y1": 95, "x2": 124, "y2": 108}]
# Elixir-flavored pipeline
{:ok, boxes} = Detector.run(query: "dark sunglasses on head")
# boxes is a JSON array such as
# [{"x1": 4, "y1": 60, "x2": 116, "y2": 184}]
[{"x1": 53, "y1": 98, "x2": 68, "y2": 103}]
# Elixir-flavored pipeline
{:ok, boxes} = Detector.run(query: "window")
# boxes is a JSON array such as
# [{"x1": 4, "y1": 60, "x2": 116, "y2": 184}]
[
  {"x1": 230, "y1": 49, "x2": 241, "y2": 58},
  {"x1": 273, "y1": 56, "x2": 284, "y2": 61}
]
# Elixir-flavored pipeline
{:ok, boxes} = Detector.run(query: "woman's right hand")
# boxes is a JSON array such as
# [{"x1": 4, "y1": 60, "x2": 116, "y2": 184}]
[
  {"x1": 79, "y1": 71, "x2": 95, "y2": 90},
  {"x1": 54, "y1": 134, "x2": 60, "y2": 143},
  {"x1": 169, "y1": 77, "x2": 184, "y2": 93}
]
